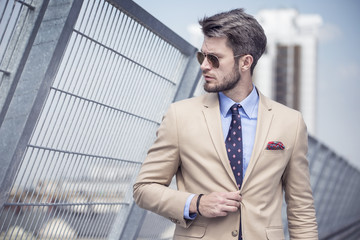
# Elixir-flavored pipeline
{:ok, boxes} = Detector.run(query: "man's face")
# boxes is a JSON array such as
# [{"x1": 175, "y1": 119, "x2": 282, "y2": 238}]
[{"x1": 200, "y1": 37, "x2": 241, "y2": 93}]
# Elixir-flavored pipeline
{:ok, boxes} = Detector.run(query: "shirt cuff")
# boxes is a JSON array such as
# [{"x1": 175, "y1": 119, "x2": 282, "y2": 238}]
[{"x1": 183, "y1": 194, "x2": 197, "y2": 220}]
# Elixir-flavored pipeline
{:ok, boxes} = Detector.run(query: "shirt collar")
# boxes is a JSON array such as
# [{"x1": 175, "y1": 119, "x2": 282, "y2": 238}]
[{"x1": 219, "y1": 85, "x2": 259, "y2": 119}]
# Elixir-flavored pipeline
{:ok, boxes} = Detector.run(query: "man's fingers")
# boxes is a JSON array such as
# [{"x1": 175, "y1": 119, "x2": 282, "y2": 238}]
[
  {"x1": 199, "y1": 191, "x2": 242, "y2": 218},
  {"x1": 226, "y1": 199, "x2": 241, "y2": 208},
  {"x1": 223, "y1": 205, "x2": 239, "y2": 213},
  {"x1": 223, "y1": 191, "x2": 242, "y2": 202}
]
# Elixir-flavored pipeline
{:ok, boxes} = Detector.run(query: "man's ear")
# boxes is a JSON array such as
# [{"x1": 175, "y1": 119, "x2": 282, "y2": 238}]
[{"x1": 240, "y1": 55, "x2": 253, "y2": 72}]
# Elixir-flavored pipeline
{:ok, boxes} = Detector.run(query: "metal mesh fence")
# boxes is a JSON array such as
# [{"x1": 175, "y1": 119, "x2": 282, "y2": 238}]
[
  {"x1": 282, "y1": 136, "x2": 360, "y2": 240},
  {"x1": 308, "y1": 136, "x2": 360, "y2": 239},
  {"x1": 0, "y1": 0, "x2": 198, "y2": 239},
  {"x1": 0, "y1": 0, "x2": 26, "y2": 68},
  {"x1": 0, "y1": 0, "x2": 32, "y2": 110}
]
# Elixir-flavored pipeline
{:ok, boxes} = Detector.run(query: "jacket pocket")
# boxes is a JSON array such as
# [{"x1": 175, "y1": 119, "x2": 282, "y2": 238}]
[
  {"x1": 174, "y1": 224, "x2": 206, "y2": 238},
  {"x1": 266, "y1": 227, "x2": 285, "y2": 240}
]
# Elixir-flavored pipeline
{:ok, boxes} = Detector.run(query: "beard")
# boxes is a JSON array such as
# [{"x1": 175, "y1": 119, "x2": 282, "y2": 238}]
[{"x1": 203, "y1": 64, "x2": 241, "y2": 93}]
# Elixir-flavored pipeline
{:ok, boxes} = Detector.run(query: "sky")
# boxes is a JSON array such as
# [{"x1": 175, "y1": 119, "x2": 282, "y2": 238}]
[{"x1": 133, "y1": 0, "x2": 360, "y2": 170}]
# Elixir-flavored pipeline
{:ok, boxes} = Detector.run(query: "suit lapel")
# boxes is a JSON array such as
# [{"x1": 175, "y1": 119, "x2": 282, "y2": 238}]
[
  {"x1": 241, "y1": 91, "x2": 274, "y2": 189},
  {"x1": 202, "y1": 93, "x2": 238, "y2": 187}
]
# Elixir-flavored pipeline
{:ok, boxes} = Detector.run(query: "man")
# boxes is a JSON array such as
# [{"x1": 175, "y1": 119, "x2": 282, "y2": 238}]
[{"x1": 133, "y1": 8, "x2": 318, "y2": 240}]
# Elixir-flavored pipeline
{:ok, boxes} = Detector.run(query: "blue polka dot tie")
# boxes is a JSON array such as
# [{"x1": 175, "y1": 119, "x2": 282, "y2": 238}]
[
  {"x1": 226, "y1": 104, "x2": 243, "y2": 240},
  {"x1": 226, "y1": 104, "x2": 243, "y2": 189}
]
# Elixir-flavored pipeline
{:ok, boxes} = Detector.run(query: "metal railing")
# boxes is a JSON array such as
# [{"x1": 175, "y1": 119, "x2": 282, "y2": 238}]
[
  {"x1": 307, "y1": 136, "x2": 360, "y2": 239},
  {"x1": 0, "y1": 0, "x2": 199, "y2": 239},
  {"x1": 0, "y1": 0, "x2": 41, "y2": 123},
  {"x1": 280, "y1": 136, "x2": 360, "y2": 239}
]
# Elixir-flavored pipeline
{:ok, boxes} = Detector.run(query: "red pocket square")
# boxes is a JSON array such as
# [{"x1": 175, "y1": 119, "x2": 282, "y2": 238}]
[{"x1": 266, "y1": 141, "x2": 285, "y2": 150}]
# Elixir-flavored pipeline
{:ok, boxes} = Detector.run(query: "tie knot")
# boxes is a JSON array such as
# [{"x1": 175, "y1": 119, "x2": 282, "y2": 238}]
[{"x1": 230, "y1": 104, "x2": 241, "y2": 115}]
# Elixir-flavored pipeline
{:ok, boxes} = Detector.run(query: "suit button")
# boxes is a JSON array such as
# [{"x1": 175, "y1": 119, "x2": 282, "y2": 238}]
[{"x1": 232, "y1": 230, "x2": 238, "y2": 237}]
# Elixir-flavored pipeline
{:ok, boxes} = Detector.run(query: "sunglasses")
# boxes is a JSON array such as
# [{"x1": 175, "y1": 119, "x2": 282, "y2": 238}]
[{"x1": 196, "y1": 51, "x2": 245, "y2": 68}]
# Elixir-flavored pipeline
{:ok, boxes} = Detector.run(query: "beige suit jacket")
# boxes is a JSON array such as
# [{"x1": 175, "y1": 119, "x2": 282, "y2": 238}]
[{"x1": 133, "y1": 91, "x2": 318, "y2": 240}]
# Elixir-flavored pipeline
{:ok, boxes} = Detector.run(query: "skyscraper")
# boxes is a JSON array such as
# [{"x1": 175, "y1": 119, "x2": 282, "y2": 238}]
[{"x1": 254, "y1": 9, "x2": 322, "y2": 136}]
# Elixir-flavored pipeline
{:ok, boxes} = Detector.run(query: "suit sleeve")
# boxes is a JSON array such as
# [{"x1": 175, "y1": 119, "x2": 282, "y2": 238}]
[
  {"x1": 282, "y1": 113, "x2": 319, "y2": 239},
  {"x1": 133, "y1": 104, "x2": 193, "y2": 228}
]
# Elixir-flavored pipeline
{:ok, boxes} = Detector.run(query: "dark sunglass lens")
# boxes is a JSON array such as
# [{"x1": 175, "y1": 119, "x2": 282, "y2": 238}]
[
  {"x1": 196, "y1": 52, "x2": 219, "y2": 68},
  {"x1": 207, "y1": 54, "x2": 219, "y2": 68},
  {"x1": 197, "y1": 52, "x2": 205, "y2": 65}
]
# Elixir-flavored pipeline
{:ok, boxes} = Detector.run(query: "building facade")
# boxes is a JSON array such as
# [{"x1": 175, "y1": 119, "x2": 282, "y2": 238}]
[{"x1": 254, "y1": 9, "x2": 322, "y2": 136}]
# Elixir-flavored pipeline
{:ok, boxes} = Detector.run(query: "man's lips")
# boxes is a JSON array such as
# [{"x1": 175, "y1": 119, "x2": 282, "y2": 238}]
[{"x1": 203, "y1": 75, "x2": 215, "y2": 81}]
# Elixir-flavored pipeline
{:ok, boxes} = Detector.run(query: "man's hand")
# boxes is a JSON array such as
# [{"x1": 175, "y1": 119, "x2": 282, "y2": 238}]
[{"x1": 190, "y1": 191, "x2": 242, "y2": 218}]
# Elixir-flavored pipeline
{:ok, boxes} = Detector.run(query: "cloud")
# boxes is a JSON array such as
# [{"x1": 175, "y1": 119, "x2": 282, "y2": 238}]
[
  {"x1": 318, "y1": 23, "x2": 342, "y2": 43},
  {"x1": 187, "y1": 23, "x2": 203, "y2": 48}
]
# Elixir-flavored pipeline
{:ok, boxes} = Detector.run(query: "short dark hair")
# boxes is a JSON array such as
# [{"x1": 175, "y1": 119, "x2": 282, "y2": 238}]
[{"x1": 199, "y1": 8, "x2": 267, "y2": 74}]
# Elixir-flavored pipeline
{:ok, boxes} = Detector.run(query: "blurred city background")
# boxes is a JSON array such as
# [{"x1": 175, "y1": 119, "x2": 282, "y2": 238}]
[{"x1": 0, "y1": 0, "x2": 359, "y2": 239}]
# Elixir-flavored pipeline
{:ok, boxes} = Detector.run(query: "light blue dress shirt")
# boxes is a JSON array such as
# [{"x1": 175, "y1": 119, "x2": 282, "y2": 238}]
[
  {"x1": 184, "y1": 86, "x2": 259, "y2": 219},
  {"x1": 218, "y1": 85, "x2": 259, "y2": 177}
]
